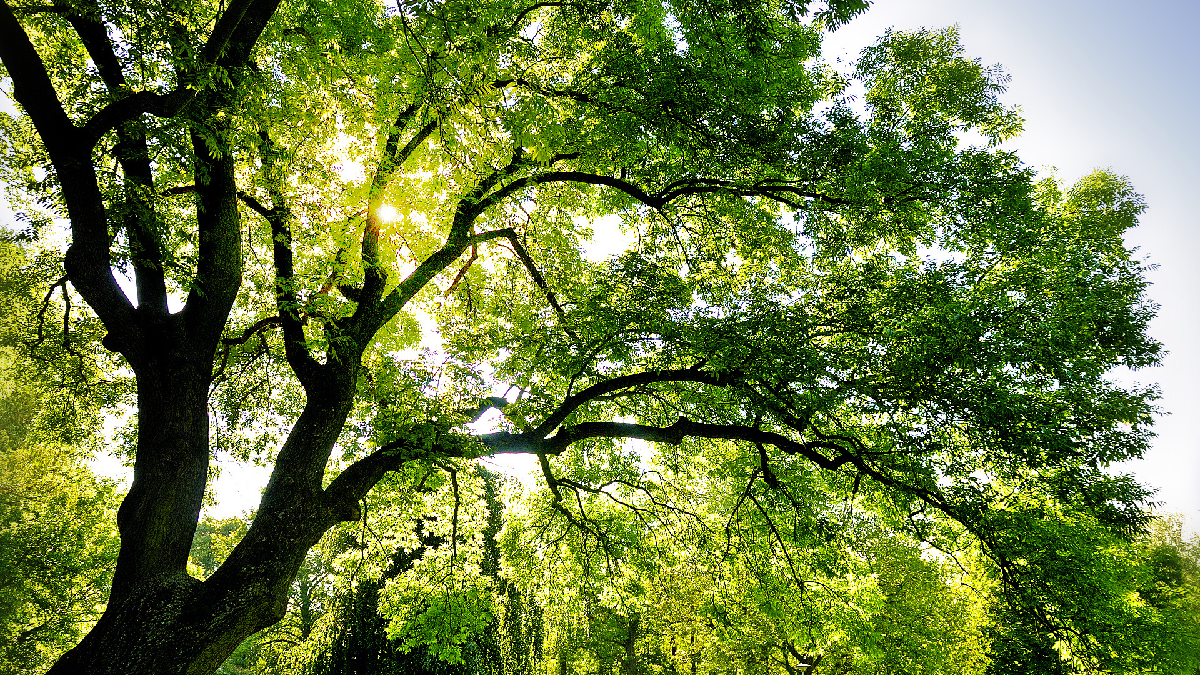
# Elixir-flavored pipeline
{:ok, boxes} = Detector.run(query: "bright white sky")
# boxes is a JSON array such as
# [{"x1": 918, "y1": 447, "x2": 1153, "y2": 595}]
[{"x1": 16, "y1": 0, "x2": 1200, "y2": 525}]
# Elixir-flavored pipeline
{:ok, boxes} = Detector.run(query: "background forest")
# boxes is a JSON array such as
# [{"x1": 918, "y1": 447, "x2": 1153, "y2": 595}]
[{"x1": 2, "y1": 0, "x2": 1200, "y2": 673}]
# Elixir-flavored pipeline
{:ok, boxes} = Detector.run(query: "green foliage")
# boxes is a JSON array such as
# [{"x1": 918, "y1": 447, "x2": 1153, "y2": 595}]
[
  {"x1": 0, "y1": 233, "x2": 121, "y2": 674},
  {"x1": 190, "y1": 516, "x2": 252, "y2": 580},
  {"x1": 0, "y1": 442, "x2": 119, "y2": 675},
  {"x1": 242, "y1": 465, "x2": 516, "y2": 674},
  {"x1": 0, "y1": 0, "x2": 1189, "y2": 672}
]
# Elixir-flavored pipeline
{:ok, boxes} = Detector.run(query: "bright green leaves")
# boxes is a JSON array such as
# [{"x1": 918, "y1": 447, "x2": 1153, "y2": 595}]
[
  {"x1": 0, "y1": 236, "x2": 121, "y2": 673},
  {"x1": 857, "y1": 26, "x2": 1023, "y2": 145},
  {"x1": 2, "y1": 0, "x2": 1176, "y2": 671},
  {"x1": 246, "y1": 462, "x2": 509, "y2": 671},
  {"x1": 1129, "y1": 516, "x2": 1200, "y2": 674},
  {"x1": 381, "y1": 572, "x2": 494, "y2": 664},
  {"x1": 573, "y1": 251, "x2": 691, "y2": 343},
  {"x1": 501, "y1": 439, "x2": 992, "y2": 675},
  {"x1": 188, "y1": 516, "x2": 251, "y2": 580},
  {"x1": 980, "y1": 505, "x2": 1175, "y2": 673},
  {"x1": 348, "y1": 464, "x2": 502, "y2": 664},
  {"x1": 0, "y1": 446, "x2": 120, "y2": 674},
  {"x1": 1061, "y1": 171, "x2": 1147, "y2": 243},
  {"x1": 781, "y1": 27, "x2": 1033, "y2": 259}
]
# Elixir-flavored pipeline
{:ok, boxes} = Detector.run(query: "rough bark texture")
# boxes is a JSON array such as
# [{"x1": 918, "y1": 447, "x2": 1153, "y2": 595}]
[{"x1": 47, "y1": 367, "x2": 361, "y2": 674}]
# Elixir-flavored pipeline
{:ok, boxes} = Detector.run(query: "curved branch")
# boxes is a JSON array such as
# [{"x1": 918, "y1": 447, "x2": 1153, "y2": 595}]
[
  {"x1": 256, "y1": 165, "x2": 321, "y2": 386},
  {"x1": 533, "y1": 369, "x2": 729, "y2": 436},
  {"x1": 467, "y1": 168, "x2": 852, "y2": 224},
  {"x1": 81, "y1": 89, "x2": 195, "y2": 147},
  {"x1": 529, "y1": 172, "x2": 850, "y2": 210},
  {"x1": 361, "y1": 113, "x2": 440, "y2": 304},
  {"x1": 1, "y1": 1, "x2": 82, "y2": 152},
  {"x1": 470, "y1": 418, "x2": 854, "y2": 475},
  {"x1": 1, "y1": 2, "x2": 138, "y2": 340},
  {"x1": 221, "y1": 316, "x2": 281, "y2": 346},
  {"x1": 370, "y1": 150, "x2": 530, "y2": 334},
  {"x1": 322, "y1": 424, "x2": 476, "y2": 512},
  {"x1": 62, "y1": 3, "x2": 171, "y2": 316}
]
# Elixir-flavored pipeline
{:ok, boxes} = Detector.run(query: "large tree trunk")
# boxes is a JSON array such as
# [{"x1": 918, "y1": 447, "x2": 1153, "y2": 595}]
[
  {"x1": 0, "y1": 2, "x2": 396, "y2": 672},
  {"x1": 45, "y1": 350, "x2": 264, "y2": 674},
  {"x1": 46, "y1": 371, "x2": 358, "y2": 674}
]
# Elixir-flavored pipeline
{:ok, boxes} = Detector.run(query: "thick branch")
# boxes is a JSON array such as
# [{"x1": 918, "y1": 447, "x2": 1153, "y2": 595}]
[
  {"x1": 528, "y1": 172, "x2": 850, "y2": 210},
  {"x1": 533, "y1": 369, "x2": 728, "y2": 436},
  {"x1": 59, "y1": 3, "x2": 126, "y2": 90},
  {"x1": 236, "y1": 191, "x2": 273, "y2": 219},
  {"x1": 324, "y1": 416, "x2": 855, "y2": 524},
  {"x1": 182, "y1": 124, "x2": 243, "y2": 354},
  {"x1": 448, "y1": 169, "x2": 850, "y2": 246},
  {"x1": 81, "y1": 89, "x2": 195, "y2": 148},
  {"x1": 370, "y1": 151, "x2": 529, "y2": 336},
  {"x1": 473, "y1": 419, "x2": 844, "y2": 470},
  {"x1": 1, "y1": 1, "x2": 82, "y2": 154},
  {"x1": 78, "y1": 0, "x2": 282, "y2": 144},
  {"x1": 493, "y1": 78, "x2": 595, "y2": 105},
  {"x1": 249, "y1": 137, "x2": 322, "y2": 386},
  {"x1": 62, "y1": 3, "x2": 170, "y2": 316},
  {"x1": 547, "y1": 420, "x2": 856, "y2": 468},
  {"x1": 322, "y1": 424, "x2": 474, "y2": 511},
  {"x1": 656, "y1": 177, "x2": 853, "y2": 209},
  {"x1": 217, "y1": 0, "x2": 284, "y2": 67},
  {"x1": 199, "y1": 0, "x2": 259, "y2": 64},
  {"x1": 0, "y1": 1, "x2": 136, "y2": 339}
]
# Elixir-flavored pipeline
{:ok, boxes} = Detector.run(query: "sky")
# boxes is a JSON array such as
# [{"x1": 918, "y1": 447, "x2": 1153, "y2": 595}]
[
  {"x1": 11, "y1": 0, "x2": 1200, "y2": 524},
  {"x1": 822, "y1": 0, "x2": 1200, "y2": 523}
]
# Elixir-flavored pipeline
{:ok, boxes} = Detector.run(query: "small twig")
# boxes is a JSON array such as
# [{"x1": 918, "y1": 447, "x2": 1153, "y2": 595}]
[
  {"x1": 434, "y1": 460, "x2": 461, "y2": 565},
  {"x1": 749, "y1": 490, "x2": 807, "y2": 594},
  {"x1": 723, "y1": 470, "x2": 758, "y2": 560},
  {"x1": 28, "y1": 275, "x2": 68, "y2": 349}
]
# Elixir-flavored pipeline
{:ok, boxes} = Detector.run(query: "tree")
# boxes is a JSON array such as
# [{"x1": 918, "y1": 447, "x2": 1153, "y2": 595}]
[
  {"x1": 0, "y1": 459, "x2": 119, "y2": 674},
  {"x1": 0, "y1": 0, "x2": 1164, "y2": 670},
  {"x1": 1126, "y1": 515, "x2": 1200, "y2": 673}
]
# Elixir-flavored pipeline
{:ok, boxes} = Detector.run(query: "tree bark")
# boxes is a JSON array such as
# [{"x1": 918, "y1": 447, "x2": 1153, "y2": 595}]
[{"x1": 46, "y1": 370, "x2": 361, "y2": 674}]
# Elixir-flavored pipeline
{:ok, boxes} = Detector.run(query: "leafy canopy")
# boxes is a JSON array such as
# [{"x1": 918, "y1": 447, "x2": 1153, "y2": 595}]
[{"x1": 0, "y1": 0, "x2": 1173, "y2": 671}]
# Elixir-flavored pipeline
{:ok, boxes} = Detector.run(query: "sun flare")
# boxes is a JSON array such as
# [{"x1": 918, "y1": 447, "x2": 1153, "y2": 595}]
[{"x1": 377, "y1": 204, "x2": 401, "y2": 223}]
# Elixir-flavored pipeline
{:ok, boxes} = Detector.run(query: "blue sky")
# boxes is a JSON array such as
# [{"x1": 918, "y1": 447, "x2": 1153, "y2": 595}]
[{"x1": 825, "y1": 0, "x2": 1200, "y2": 522}]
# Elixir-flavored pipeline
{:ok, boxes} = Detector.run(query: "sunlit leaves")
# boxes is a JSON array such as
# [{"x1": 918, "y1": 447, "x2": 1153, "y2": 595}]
[{"x1": 0, "y1": 237, "x2": 121, "y2": 673}]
